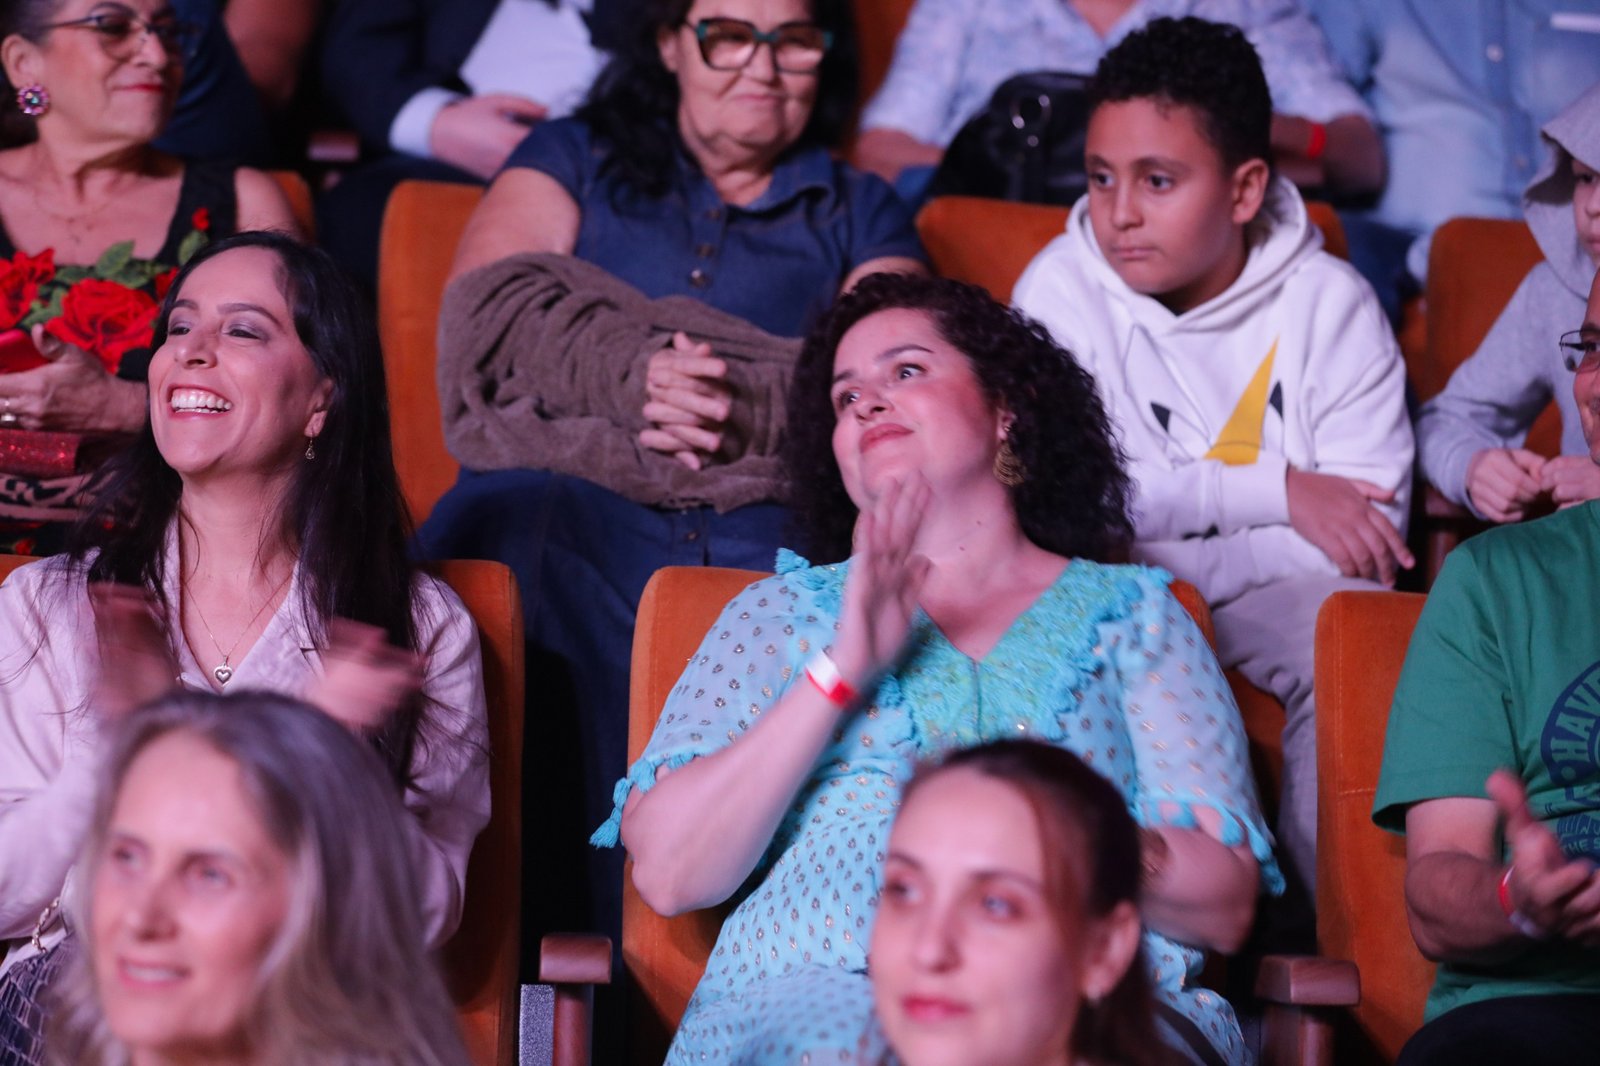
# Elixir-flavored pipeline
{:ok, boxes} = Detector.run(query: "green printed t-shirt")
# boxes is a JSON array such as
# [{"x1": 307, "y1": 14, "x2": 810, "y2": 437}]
[{"x1": 1374, "y1": 501, "x2": 1600, "y2": 1021}]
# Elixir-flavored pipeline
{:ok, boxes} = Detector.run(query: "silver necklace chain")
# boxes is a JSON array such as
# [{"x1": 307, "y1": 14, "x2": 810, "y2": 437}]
[{"x1": 182, "y1": 569, "x2": 292, "y2": 686}]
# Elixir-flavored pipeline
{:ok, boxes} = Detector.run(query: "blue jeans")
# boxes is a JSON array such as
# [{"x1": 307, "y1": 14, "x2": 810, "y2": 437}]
[{"x1": 415, "y1": 468, "x2": 788, "y2": 955}]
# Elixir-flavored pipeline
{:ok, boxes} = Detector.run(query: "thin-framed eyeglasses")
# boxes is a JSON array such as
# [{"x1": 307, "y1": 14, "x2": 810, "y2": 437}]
[
  {"x1": 1559, "y1": 330, "x2": 1600, "y2": 373},
  {"x1": 42, "y1": 7, "x2": 198, "y2": 61},
  {"x1": 687, "y1": 18, "x2": 833, "y2": 74}
]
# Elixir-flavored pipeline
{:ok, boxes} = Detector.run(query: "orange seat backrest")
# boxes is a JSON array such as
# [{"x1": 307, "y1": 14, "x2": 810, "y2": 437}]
[
  {"x1": 916, "y1": 196, "x2": 1349, "y2": 302},
  {"x1": 1314, "y1": 589, "x2": 1432, "y2": 1063},
  {"x1": 377, "y1": 181, "x2": 485, "y2": 524},
  {"x1": 432, "y1": 559, "x2": 525, "y2": 1066},
  {"x1": 621, "y1": 565, "x2": 1221, "y2": 1065},
  {"x1": 854, "y1": 0, "x2": 914, "y2": 111},
  {"x1": 266, "y1": 169, "x2": 315, "y2": 239},
  {"x1": 0, "y1": 554, "x2": 523, "y2": 1066},
  {"x1": 1423, "y1": 218, "x2": 1553, "y2": 454}
]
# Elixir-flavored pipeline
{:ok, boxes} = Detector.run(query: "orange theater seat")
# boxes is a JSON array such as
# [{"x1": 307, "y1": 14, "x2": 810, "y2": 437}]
[
  {"x1": 430, "y1": 560, "x2": 526, "y2": 1066},
  {"x1": 853, "y1": 0, "x2": 914, "y2": 113},
  {"x1": 377, "y1": 181, "x2": 484, "y2": 525},
  {"x1": 1314, "y1": 589, "x2": 1432, "y2": 1063},
  {"x1": 266, "y1": 170, "x2": 315, "y2": 239}
]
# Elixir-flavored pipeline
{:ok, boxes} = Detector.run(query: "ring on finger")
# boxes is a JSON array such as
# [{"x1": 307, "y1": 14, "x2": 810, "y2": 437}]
[{"x1": 0, "y1": 397, "x2": 18, "y2": 428}]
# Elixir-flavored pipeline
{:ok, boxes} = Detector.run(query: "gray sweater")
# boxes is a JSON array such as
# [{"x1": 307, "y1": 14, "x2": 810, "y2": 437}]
[{"x1": 1417, "y1": 82, "x2": 1600, "y2": 516}]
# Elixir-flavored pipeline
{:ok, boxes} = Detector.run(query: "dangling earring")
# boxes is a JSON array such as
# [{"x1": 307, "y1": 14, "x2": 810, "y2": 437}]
[
  {"x1": 304, "y1": 437, "x2": 317, "y2": 460},
  {"x1": 993, "y1": 435, "x2": 1025, "y2": 487},
  {"x1": 15, "y1": 84, "x2": 48, "y2": 117}
]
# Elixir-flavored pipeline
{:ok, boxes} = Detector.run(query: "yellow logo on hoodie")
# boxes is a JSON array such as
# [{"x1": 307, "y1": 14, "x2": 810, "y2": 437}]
[{"x1": 1202, "y1": 338, "x2": 1278, "y2": 466}]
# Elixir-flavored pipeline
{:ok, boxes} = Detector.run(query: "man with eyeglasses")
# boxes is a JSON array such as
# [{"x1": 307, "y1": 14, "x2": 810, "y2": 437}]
[{"x1": 1373, "y1": 266, "x2": 1600, "y2": 1064}]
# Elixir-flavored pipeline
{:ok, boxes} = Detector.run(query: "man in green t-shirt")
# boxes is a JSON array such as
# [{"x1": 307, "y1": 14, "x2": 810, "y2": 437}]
[{"x1": 1373, "y1": 265, "x2": 1600, "y2": 1064}]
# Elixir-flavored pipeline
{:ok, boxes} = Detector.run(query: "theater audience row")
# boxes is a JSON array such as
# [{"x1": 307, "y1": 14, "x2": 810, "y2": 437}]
[{"x1": 0, "y1": 1, "x2": 1596, "y2": 1064}]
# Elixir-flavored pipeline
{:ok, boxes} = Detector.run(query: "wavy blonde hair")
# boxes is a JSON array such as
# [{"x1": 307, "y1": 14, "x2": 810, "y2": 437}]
[{"x1": 47, "y1": 690, "x2": 471, "y2": 1066}]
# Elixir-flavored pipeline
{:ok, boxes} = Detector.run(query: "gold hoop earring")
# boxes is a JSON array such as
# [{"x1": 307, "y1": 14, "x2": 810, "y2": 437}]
[{"x1": 993, "y1": 436, "x2": 1024, "y2": 487}]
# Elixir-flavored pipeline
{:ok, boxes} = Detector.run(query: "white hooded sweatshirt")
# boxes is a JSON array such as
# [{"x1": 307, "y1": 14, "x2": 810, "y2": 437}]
[{"x1": 1014, "y1": 177, "x2": 1414, "y2": 607}]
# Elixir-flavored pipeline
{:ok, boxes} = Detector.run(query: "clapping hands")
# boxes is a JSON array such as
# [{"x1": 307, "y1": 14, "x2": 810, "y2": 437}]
[
  {"x1": 831, "y1": 474, "x2": 932, "y2": 690},
  {"x1": 305, "y1": 619, "x2": 424, "y2": 735},
  {"x1": 1488, "y1": 769, "x2": 1600, "y2": 944},
  {"x1": 90, "y1": 583, "x2": 178, "y2": 720}
]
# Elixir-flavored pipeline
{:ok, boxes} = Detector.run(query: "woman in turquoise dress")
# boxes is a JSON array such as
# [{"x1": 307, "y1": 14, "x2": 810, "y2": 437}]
[{"x1": 595, "y1": 273, "x2": 1280, "y2": 1065}]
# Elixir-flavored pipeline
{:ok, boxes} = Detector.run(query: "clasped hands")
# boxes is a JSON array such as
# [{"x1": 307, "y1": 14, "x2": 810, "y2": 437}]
[
  {"x1": 90, "y1": 584, "x2": 422, "y2": 735},
  {"x1": 639, "y1": 331, "x2": 737, "y2": 471},
  {"x1": 1489, "y1": 769, "x2": 1600, "y2": 945},
  {"x1": 1466, "y1": 447, "x2": 1600, "y2": 524},
  {"x1": 1286, "y1": 466, "x2": 1414, "y2": 586}
]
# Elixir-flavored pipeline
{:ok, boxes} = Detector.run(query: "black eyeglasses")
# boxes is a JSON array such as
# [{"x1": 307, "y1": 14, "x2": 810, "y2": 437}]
[
  {"x1": 687, "y1": 18, "x2": 832, "y2": 74},
  {"x1": 1559, "y1": 330, "x2": 1600, "y2": 373},
  {"x1": 43, "y1": 8, "x2": 197, "y2": 60}
]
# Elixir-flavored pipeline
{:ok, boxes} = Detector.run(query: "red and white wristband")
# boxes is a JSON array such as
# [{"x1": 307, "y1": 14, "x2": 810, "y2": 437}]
[
  {"x1": 1498, "y1": 865, "x2": 1548, "y2": 940},
  {"x1": 804, "y1": 651, "x2": 858, "y2": 708}
]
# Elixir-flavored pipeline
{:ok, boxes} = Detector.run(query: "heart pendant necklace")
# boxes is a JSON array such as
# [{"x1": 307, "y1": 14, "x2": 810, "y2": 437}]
[{"x1": 183, "y1": 569, "x2": 292, "y2": 687}]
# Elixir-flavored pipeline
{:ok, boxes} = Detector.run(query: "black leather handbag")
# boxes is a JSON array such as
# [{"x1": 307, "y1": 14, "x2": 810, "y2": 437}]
[{"x1": 926, "y1": 70, "x2": 1094, "y2": 206}]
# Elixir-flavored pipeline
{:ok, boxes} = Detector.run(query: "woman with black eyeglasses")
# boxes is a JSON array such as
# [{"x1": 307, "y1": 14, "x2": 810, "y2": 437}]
[
  {"x1": 0, "y1": 0, "x2": 298, "y2": 556},
  {"x1": 419, "y1": 0, "x2": 926, "y2": 987}
]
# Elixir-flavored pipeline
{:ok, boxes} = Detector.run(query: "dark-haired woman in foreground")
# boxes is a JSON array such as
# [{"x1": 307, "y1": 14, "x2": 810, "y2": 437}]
[
  {"x1": 0, "y1": 232, "x2": 488, "y2": 1048},
  {"x1": 602, "y1": 274, "x2": 1276, "y2": 1064},
  {"x1": 873, "y1": 740, "x2": 1160, "y2": 1066},
  {"x1": 48, "y1": 691, "x2": 471, "y2": 1066}
]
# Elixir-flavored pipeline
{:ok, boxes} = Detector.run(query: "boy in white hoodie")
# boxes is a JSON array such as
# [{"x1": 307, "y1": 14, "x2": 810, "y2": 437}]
[{"x1": 1013, "y1": 16, "x2": 1414, "y2": 910}]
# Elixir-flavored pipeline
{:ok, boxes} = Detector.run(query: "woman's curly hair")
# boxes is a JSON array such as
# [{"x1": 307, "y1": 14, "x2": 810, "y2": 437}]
[
  {"x1": 783, "y1": 272, "x2": 1133, "y2": 563},
  {"x1": 574, "y1": 0, "x2": 858, "y2": 200}
]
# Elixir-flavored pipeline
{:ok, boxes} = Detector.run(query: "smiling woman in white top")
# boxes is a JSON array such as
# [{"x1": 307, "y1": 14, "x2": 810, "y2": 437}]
[{"x1": 0, "y1": 231, "x2": 489, "y2": 1056}]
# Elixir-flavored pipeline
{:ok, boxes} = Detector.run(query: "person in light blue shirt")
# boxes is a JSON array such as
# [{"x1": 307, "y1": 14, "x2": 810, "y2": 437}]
[
  {"x1": 856, "y1": 0, "x2": 1382, "y2": 204},
  {"x1": 1306, "y1": 0, "x2": 1600, "y2": 318}
]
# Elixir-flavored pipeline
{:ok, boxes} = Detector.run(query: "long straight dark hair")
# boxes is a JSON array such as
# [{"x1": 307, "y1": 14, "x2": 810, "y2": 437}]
[{"x1": 66, "y1": 231, "x2": 425, "y2": 784}]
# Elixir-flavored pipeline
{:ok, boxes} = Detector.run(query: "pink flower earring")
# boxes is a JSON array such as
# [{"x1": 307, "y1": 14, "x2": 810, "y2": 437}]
[{"x1": 15, "y1": 84, "x2": 48, "y2": 117}]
